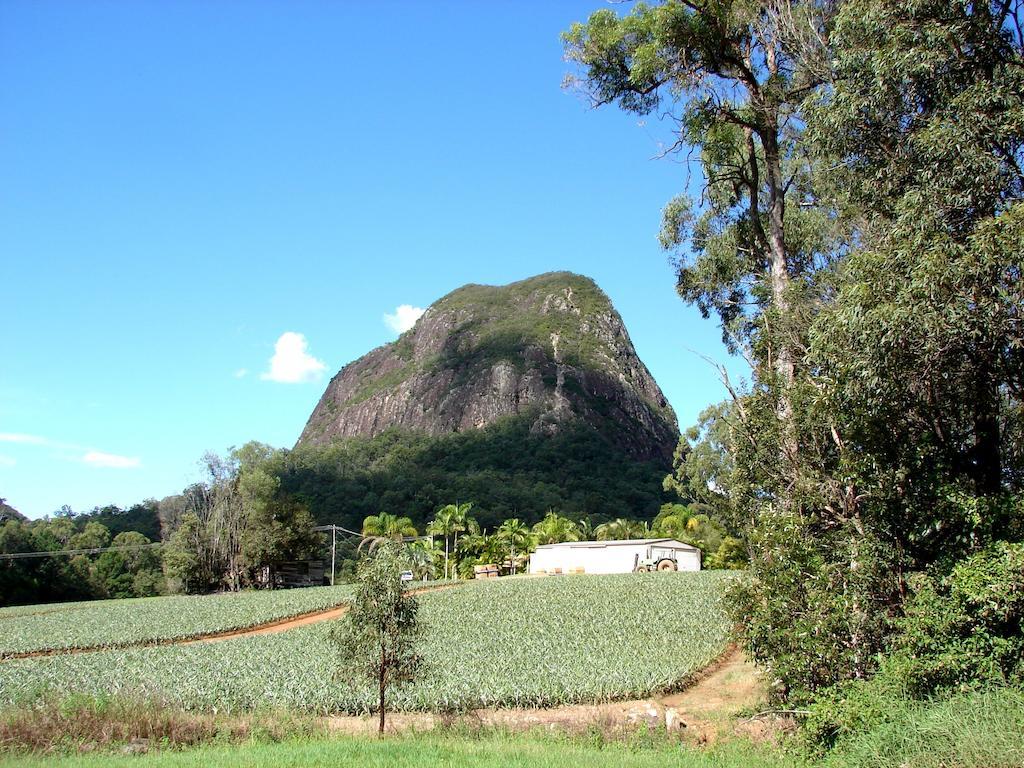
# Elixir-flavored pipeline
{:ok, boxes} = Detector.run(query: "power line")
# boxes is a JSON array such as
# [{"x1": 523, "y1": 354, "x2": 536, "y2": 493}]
[
  {"x1": 0, "y1": 542, "x2": 162, "y2": 561},
  {"x1": 310, "y1": 524, "x2": 429, "y2": 586},
  {"x1": 311, "y1": 528, "x2": 364, "y2": 536}
]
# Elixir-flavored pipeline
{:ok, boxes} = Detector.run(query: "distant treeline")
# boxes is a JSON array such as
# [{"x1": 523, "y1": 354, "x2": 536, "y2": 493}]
[
  {"x1": 1, "y1": 414, "x2": 709, "y2": 605},
  {"x1": 0, "y1": 506, "x2": 163, "y2": 606},
  {"x1": 276, "y1": 416, "x2": 673, "y2": 533}
]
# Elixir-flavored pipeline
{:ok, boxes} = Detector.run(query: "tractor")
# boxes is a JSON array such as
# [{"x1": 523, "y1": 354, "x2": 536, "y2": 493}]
[{"x1": 633, "y1": 546, "x2": 679, "y2": 573}]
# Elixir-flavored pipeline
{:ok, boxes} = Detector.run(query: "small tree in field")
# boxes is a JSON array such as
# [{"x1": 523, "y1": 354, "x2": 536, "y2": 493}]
[{"x1": 334, "y1": 542, "x2": 421, "y2": 734}]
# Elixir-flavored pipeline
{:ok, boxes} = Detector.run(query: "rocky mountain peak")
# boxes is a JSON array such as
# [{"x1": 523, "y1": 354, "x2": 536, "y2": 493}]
[{"x1": 297, "y1": 272, "x2": 679, "y2": 461}]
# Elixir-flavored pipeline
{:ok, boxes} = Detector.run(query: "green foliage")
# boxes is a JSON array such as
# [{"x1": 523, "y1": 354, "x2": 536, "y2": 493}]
[
  {"x1": 893, "y1": 541, "x2": 1024, "y2": 695},
  {"x1": 278, "y1": 414, "x2": 672, "y2": 534},
  {"x1": 704, "y1": 537, "x2": 746, "y2": 570},
  {"x1": 0, "y1": 573, "x2": 735, "y2": 714},
  {"x1": 0, "y1": 516, "x2": 162, "y2": 606},
  {"x1": 531, "y1": 511, "x2": 580, "y2": 545},
  {"x1": 426, "y1": 503, "x2": 471, "y2": 580},
  {"x1": 594, "y1": 518, "x2": 646, "y2": 541},
  {"x1": 93, "y1": 532, "x2": 163, "y2": 599},
  {"x1": 495, "y1": 518, "x2": 531, "y2": 572},
  {"x1": 664, "y1": 403, "x2": 743, "y2": 532},
  {"x1": 404, "y1": 539, "x2": 439, "y2": 581},
  {"x1": 569, "y1": 0, "x2": 1024, "y2": 719},
  {"x1": 650, "y1": 502, "x2": 743, "y2": 569},
  {"x1": 564, "y1": 0, "x2": 838, "y2": 364},
  {"x1": 161, "y1": 513, "x2": 206, "y2": 594},
  {"x1": 333, "y1": 543, "x2": 421, "y2": 732},
  {"x1": 160, "y1": 443, "x2": 319, "y2": 594},
  {"x1": 804, "y1": 542, "x2": 1024, "y2": 749},
  {"x1": 808, "y1": 0, "x2": 1024, "y2": 231},
  {"x1": 361, "y1": 513, "x2": 417, "y2": 542},
  {"x1": 73, "y1": 501, "x2": 162, "y2": 542},
  {"x1": 727, "y1": 507, "x2": 896, "y2": 704}
]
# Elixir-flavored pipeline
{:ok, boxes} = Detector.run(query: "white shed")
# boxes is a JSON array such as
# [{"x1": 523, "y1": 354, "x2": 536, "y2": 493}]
[{"x1": 528, "y1": 538, "x2": 702, "y2": 575}]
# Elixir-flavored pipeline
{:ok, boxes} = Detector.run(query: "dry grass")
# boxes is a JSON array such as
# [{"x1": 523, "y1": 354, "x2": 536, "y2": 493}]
[{"x1": 0, "y1": 695, "x2": 322, "y2": 755}]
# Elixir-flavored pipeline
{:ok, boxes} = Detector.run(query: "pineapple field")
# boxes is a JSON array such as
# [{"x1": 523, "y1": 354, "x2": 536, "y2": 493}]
[{"x1": 0, "y1": 572, "x2": 736, "y2": 713}]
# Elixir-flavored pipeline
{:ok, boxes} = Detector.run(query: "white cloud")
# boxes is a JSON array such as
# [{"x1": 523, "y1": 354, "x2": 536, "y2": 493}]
[
  {"x1": 261, "y1": 332, "x2": 328, "y2": 384},
  {"x1": 82, "y1": 451, "x2": 141, "y2": 469},
  {"x1": 0, "y1": 434, "x2": 142, "y2": 469},
  {"x1": 234, "y1": 368, "x2": 249, "y2": 379},
  {"x1": 383, "y1": 304, "x2": 425, "y2": 334},
  {"x1": 0, "y1": 433, "x2": 48, "y2": 445}
]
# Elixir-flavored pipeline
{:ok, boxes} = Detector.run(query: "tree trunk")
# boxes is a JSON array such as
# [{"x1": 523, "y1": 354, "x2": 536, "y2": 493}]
[
  {"x1": 452, "y1": 531, "x2": 459, "y2": 579},
  {"x1": 378, "y1": 648, "x2": 386, "y2": 736},
  {"x1": 760, "y1": 124, "x2": 800, "y2": 472},
  {"x1": 973, "y1": 363, "x2": 1002, "y2": 497},
  {"x1": 848, "y1": 514, "x2": 867, "y2": 679}
]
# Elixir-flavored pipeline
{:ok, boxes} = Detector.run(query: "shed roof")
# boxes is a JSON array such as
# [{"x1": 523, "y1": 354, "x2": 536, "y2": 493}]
[{"x1": 533, "y1": 538, "x2": 699, "y2": 552}]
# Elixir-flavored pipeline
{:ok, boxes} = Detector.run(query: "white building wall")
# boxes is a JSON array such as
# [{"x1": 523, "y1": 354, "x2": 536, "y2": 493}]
[
  {"x1": 675, "y1": 549, "x2": 701, "y2": 571},
  {"x1": 528, "y1": 540, "x2": 701, "y2": 574}
]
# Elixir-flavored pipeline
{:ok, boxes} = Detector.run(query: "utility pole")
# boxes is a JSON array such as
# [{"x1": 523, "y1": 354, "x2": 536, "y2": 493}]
[{"x1": 313, "y1": 523, "x2": 362, "y2": 588}]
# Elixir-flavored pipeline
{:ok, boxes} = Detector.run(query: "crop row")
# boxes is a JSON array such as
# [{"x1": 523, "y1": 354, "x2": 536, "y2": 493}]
[
  {"x1": 0, "y1": 584, "x2": 357, "y2": 656},
  {"x1": 0, "y1": 572, "x2": 736, "y2": 712}
]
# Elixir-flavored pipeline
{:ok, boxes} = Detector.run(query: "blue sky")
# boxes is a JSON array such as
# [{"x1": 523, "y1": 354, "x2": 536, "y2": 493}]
[{"x1": 1, "y1": 1, "x2": 746, "y2": 519}]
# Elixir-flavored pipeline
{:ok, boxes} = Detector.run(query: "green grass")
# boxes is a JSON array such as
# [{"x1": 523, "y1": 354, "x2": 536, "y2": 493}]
[
  {"x1": 0, "y1": 573, "x2": 735, "y2": 714},
  {"x1": 823, "y1": 686, "x2": 1024, "y2": 768},
  {"x1": 0, "y1": 732, "x2": 801, "y2": 768},
  {"x1": 0, "y1": 585, "x2": 357, "y2": 656}
]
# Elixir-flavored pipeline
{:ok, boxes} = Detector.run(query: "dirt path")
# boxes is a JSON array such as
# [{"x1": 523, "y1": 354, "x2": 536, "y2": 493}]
[
  {"x1": 4, "y1": 584, "x2": 455, "y2": 660},
  {"x1": 180, "y1": 584, "x2": 458, "y2": 644},
  {"x1": 325, "y1": 647, "x2": 769, "y2": 743}
]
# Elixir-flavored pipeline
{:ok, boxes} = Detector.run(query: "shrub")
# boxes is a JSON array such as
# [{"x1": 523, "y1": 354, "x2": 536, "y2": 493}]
[{"x1": 805, "y1": 542, "x2": 1024, "y2": 750}]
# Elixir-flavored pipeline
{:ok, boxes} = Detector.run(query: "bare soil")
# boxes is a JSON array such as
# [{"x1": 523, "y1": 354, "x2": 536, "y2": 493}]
[{"x1": 324, "y1": 647, "x2": 778, "y2": 744}]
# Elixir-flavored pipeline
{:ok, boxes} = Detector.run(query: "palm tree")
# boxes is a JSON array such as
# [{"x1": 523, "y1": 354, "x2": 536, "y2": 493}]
[
  {"x1": 651, "y1": 503, "x2": 697, "y2": 539},
  {"x1": 652, "y1": 512, "x2": 687, "y2": 539},
  {"x1": 576, "y1": 517, "x2": 596, "y2": 541},
  {"x1": 360, "y1": 512, "x2": 417, "y2": 551},
  {"x1": 496, "y1": 518, "x2": 533, "y2": 574},
  {"x1": 594, "y1": 518, "x2": 646, "y2": 541},
  {"x1": 427, "y1": 502, "x2": 473, "y2": 580},
  {"x1": 454, "y1": 518, "x2": 482, "y2": 558},
  {"x1": 532, "y1": 510, "x2": 580, "y2": 545},
  {"x1": 455, "y1": 520, "x2": 506, "y2": 578},
  {"x1": 404, "y1": 538, "x2": 438, "y2": 581}
]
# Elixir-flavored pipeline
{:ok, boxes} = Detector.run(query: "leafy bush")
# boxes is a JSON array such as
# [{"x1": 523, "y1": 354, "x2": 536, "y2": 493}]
[
  {"x1": 894, "y1": 541, "x2": 1024, "y2": 695},
  {"x1": 805, "y1": 542, "x2": 1024, "y2": 750},
  {"x1": 728, "y1": 508, "x2": 895, "y2": 705}
]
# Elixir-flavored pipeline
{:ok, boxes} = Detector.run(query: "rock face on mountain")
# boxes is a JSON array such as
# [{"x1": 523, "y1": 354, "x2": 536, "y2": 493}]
[
  {"x1": 0, "y1": 500, "x2": 25, "y2": 523},
  {"x1": 297, "y1": 272, "x2": 679, "y2": 461}
]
